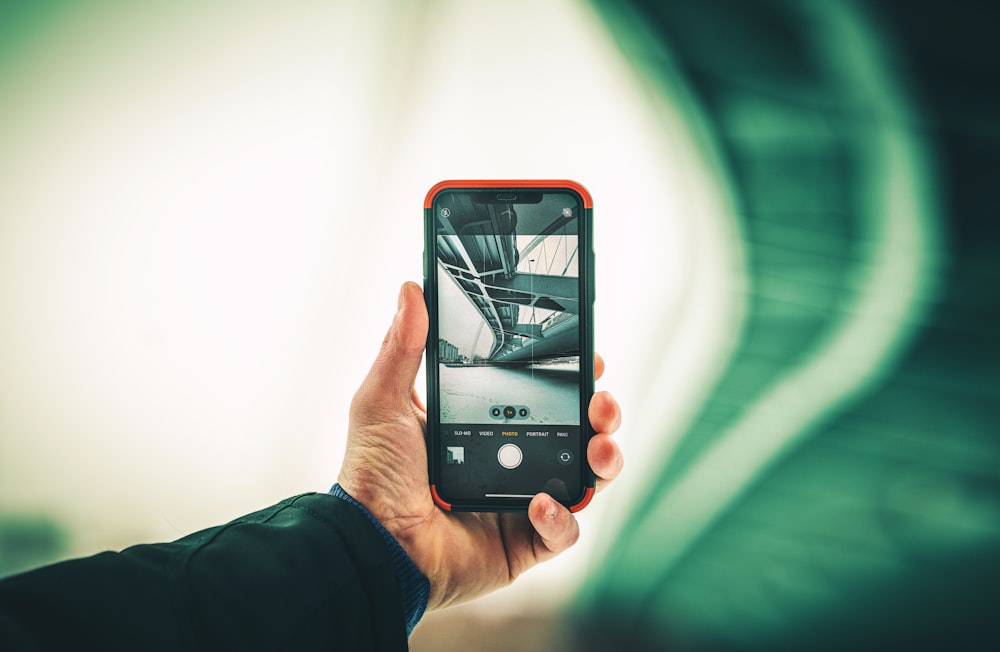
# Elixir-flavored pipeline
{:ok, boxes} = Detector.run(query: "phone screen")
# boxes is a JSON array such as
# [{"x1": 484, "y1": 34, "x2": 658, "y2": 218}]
[{"x1": 426, "y1": 183, "x2": 594, "y2": 511}]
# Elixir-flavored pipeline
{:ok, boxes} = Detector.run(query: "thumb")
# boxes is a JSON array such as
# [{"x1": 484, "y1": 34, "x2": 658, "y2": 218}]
[{"x1": 352, "y1": 282, "x2": 428, "y2": 417}]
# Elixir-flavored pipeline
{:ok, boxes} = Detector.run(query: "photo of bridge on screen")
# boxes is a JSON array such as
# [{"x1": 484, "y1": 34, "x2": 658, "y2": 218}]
[{"x1": 434, "y1": 191, "x2": 582, "y2": 426}]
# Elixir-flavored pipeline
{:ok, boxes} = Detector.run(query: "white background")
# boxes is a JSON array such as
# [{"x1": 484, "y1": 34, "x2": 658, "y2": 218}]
[{"x1": 0, "y1": 0, "x2": 743, "y2": 611}]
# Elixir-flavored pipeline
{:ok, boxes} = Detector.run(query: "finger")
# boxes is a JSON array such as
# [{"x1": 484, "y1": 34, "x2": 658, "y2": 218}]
[
  {"x1": 588, "y1": 390, "x2": 621, "y2": 436},
  {"x1": 588, "y1": 433, "x2": 624, "y2": 493},
  {"x1": 353, "y1": 282, "x2": 428, "y2": 415},
  {"x1": 594, "y1": 353, "x2": 605, "y2": 381},
  {"x1": 587, "y1": 391, "x2": 623, "y2": 493},
  {"x1": 526, "y1": 493, "x2": 580, "y2": 562}
]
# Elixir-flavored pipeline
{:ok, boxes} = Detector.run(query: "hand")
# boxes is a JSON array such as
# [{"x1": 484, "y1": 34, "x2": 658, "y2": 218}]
[{"x1": 337, "y1": 282, "x2": 623, "y2": 610}]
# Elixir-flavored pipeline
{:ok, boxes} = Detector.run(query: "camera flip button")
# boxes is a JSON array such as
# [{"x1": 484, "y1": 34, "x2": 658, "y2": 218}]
[{"x1": 498, "y1": 444, "x2": 523, "y2": 469}]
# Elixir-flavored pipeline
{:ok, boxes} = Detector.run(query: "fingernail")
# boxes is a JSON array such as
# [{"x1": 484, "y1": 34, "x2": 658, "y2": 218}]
[
  {"x1": 545, "y1": 500, "x2": 558, "y2": 521},
  {"x1": 397, "y1": 283, "x2": 406, "y2": 310}
]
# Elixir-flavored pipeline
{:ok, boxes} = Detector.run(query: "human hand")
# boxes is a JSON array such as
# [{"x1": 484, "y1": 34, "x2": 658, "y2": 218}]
[{"x1": 337, "y1": 281, "x2": 623, "y2": 610}]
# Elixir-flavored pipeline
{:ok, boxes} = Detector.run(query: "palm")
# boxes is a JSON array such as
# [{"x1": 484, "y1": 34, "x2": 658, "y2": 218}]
[
  {"x1": 343, "y1": 391, "x2": 541, "y2": 609},
  {"x1": 337, "y1": 282, "x2": 621, "y2": 611}
]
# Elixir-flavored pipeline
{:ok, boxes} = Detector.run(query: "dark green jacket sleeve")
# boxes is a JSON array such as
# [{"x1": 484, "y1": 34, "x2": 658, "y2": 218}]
[{"x1": 0, "y1": 493, "x2": 408, "y2": 651}]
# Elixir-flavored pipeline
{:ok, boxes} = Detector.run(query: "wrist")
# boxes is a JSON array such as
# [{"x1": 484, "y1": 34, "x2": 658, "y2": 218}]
[
  {"x1": 328, "y1": 484, "x2": 430, "y2": 633},
  {"x1": 336, "y1": 471, "x2": 448, "y2": 608}
]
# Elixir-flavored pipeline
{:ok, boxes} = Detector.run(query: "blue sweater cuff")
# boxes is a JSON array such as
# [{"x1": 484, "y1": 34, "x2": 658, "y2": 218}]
[{"x1": 328, "y1": 484, "x2": 430, "y2": 635}]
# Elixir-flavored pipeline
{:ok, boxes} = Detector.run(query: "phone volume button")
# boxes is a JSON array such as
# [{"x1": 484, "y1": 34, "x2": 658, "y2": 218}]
[{"x1": 590, "y1": 249, "x2": 596, "y2": 301}]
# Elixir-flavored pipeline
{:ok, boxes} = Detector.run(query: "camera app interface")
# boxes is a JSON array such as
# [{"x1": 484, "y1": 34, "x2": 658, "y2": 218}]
[{"x1": 433, "y1": 190, "x2": 584, "y2": 504}]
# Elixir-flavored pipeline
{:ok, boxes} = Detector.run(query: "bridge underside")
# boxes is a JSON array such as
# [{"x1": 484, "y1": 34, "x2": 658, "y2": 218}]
[{"x1": 435, "y1": 195, "x2": 580, "y2": 363}]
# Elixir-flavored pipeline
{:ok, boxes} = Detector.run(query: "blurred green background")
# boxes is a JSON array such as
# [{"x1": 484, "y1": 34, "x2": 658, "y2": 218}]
[{"x1": 1, "y1": 0, "x2": 996, "y2": 649}]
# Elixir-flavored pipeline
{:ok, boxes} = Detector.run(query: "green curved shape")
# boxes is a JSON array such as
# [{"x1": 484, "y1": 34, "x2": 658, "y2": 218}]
[{"x1": 576, "y1": 0, "x2": 947, "y2": 645}]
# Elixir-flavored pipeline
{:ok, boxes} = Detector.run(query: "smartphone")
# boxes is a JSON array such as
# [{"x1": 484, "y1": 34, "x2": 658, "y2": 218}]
[{"x1": 423, "y1": 180, "x2": 595, "y2": 513}]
